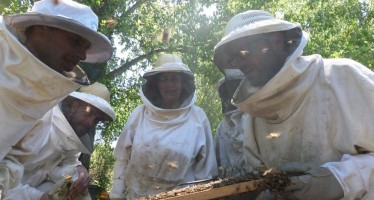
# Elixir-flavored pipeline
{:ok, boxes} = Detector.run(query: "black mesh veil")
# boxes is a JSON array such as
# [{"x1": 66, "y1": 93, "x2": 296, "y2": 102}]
[{"x1": 218, "y1": 72, "x2": 244, "y2": 114}]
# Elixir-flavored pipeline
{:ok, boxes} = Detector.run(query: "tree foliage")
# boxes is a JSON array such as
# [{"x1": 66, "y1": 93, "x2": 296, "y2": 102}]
[{"x1": 1, "y1": 0, "x2": 373, "y2": 190}]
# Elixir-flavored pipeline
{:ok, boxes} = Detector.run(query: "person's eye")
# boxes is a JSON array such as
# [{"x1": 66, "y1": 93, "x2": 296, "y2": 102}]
[{"x1": 69, "y1": 36, "x2": 86, "y2": 48}]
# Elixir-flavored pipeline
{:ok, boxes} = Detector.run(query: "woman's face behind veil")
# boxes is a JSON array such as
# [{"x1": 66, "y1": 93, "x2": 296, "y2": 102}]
[{"x1": 158, "y1": 72, "x2": 182, "y2": 109}]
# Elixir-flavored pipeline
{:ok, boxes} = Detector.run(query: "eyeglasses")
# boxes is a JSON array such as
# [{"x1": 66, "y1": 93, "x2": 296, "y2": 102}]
[{"x1": 228, "y1": 45, "x2": 271, "y2": 68}]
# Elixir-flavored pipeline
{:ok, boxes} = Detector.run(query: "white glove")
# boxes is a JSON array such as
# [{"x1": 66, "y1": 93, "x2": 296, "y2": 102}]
[{"x1": 279, "y1": 162, "x2": 344, "y2": 200}]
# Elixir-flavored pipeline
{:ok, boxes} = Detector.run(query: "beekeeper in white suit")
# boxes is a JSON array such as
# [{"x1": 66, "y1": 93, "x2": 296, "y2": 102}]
[
  {"x1": 110, "y1": 54, "x2": 218, "y2": 199},
  {"x1": 3, "y1": 82, "x2": 115, "y2": 200},
  {"x1": 214, "y1": 10, "x2": 374, "y2": 200},
  {"x1": 214, "y1": 75, "x2": 249, "y2": 178},
  {"x1": 0, "y1": 0, "x2": 112, "y2": 196}
]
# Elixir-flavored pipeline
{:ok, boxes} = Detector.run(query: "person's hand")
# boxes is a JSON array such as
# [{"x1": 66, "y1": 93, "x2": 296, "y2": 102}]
[
  {"x1": 69, "y1": 165, "x2": 90, "y2": 198},
  {"x1": 279, "y1": 162, "x2": 344, "y2": 200},
  {"x1": 40, "y1": 193, "x2": 50, "y2": 200}
]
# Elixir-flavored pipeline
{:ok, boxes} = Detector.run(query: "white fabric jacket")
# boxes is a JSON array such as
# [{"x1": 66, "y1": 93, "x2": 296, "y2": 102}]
[
  {"x1": 214, "y1": 109, "x2": 245, "y2": 168},
  {"x1": 0, "y1": 16, "x2": 84, "y2": 161},
  {"x1": 234, "y1": 33, "x2": 374, "y2": 200},
  {"x1": 110, "y1": 88, "x2": 218, "y2": 199},
  {"x1": 3, "y1": 106, "x2": 90, "y2": 200}
]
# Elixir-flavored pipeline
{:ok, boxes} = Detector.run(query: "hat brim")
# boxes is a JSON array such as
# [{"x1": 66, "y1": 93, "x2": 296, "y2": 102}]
[
  {"x1": 4, "y1": 13, "x2": 113, "y2": 63},
  {"x1": 69, "y1": 92, "x2": 116, "y2": 122},
  {"x1": 214, "y1": 19, "x2": 299, "y2": 71},
  {"x1": 143, "y1": 63, "x2": 194, "y2": 79}
]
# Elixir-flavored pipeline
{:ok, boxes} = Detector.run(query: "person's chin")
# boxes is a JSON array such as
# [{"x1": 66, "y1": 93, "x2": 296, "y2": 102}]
[
  {"x1": 61, "y1": 64, "x2": 75, "y2": 72},
  {"x1": 47, "y1": 63, "x2": 63, "y2": 74},
  {"x1": 61, "y1": 60, "x2": 77, "y2": 72}
]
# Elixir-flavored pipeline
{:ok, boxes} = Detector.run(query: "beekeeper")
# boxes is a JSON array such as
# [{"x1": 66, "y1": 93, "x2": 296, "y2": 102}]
[
  {"x1": 3, "y1": 82, "x2": 115, "y2": 200},
  {"x1": 214, "y1": 10, "x2": 374, "y2": 200},
  {"x1": 0, "y1": 0, "x2": 112, "y2": 191},
  {"x1": 110, "y1": 54, "x2": 218, "y2": 199},
  {"x1": 214, "y1": 75, "x2": 249, "y2": 178}
]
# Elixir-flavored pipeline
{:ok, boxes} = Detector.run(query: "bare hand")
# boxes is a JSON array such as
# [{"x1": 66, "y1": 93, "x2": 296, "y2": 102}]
[{"x1": 69, "y1": 165, "x2": 90, "y2": 198}]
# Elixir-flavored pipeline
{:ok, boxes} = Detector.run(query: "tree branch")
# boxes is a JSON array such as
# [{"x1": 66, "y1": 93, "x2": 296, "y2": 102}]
[
  {"x1": 123, "y1": 0, "x2": 149, "y2": 17},
  {"x1": 107, "y1": 48, "x2": 167, "y2": 78},
  {"x1": 106, "y1": 46, "x2": 195, "y2": 78}
]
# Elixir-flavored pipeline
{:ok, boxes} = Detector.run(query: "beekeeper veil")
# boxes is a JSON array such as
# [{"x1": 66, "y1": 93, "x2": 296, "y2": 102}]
[
  {"x1": 214, "y1": 10, "x2": 303, "y2": 76},
  {"x1": 216, "y1": 71, "x2": 244, "y2": 114},
  {"x1": 68, "y1": 82, "x2": 115, "y2": 153},
  {"x1": 142, "y1": 54, "x2": 195, "y2": 108}
]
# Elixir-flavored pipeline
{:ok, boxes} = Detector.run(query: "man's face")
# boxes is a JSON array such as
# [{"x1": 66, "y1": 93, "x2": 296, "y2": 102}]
[
  {"x1": 66, "y1": 100, "x2": 105, "y2": 137},
  {"x1": 28, "y1": 26, "x2": 91, "y2": 73},
  {"x1": 223, "y1": 33, "x2": 289, "y2": 87}
]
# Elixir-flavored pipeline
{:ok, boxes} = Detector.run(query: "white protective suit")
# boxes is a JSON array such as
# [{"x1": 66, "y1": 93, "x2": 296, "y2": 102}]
[
  {"x1": 110, "y1": 88, "x2": 218, "y2": 199},
  {"x1": 4, "y1": 105, "x2": 90, "y2": 200},
  {"x1": 214, "y1": 109, "x2": 246, "y2": 169},
  {"x1": 0, "y1": 16, "x2": 87, "y2": 195},
  {"x1": 0, "y1": 16, "x2": 86, "y2": 162},
  {"x1": 234, "y1": 31, "x2": 374, "y2": 200}
]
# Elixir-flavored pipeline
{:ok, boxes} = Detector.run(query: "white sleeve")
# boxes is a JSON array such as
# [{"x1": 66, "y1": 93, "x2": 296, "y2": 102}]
[
  {"x1": 1, "y1": 155, "x2": 43, "y2": 200},
  {"x1": 0, "y1": 155, "x2": 23, "y2": 197},
  {"x1": 60, "y1": 151, "x2": 82, "y2": 166},
  {"x1": 47, "y1": 150, "x2": 82, "y2": 182},
  {"x1": 193, "y1": 110, "x2": 218, "y2": 180},
  {"x1": 48, "y1": 165, "x2": 77, "y2": 183},
  {"x1": 323, "y1": 153, "x2": 374, "y2": 200},
  {"x1": 109, "y1": 125, "x2": 133, "y2": 199},
  {"x1": 109, "y1": 158, "x2": 127, "y2": 199},
  {"x1": 4, "y1": 184, "x2": 44, "y2": 200},
  {"x1": 214, "y1": 122, "x2": 224, "y2": 167}
]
